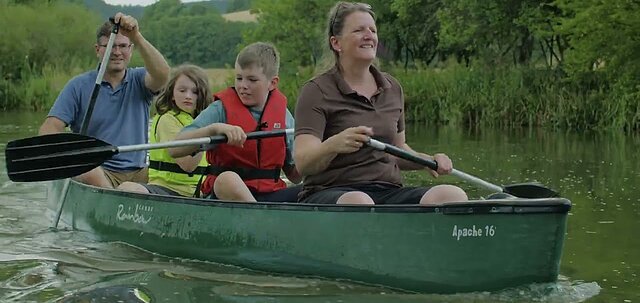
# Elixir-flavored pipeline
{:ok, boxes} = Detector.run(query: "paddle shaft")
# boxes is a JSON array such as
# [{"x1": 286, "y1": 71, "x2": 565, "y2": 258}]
[
  {"x1": 55, "y1": 19, "x2": 119, "y2": 229},
  {"x1": 80, "y1": 19, "x2": 119, "y2": 135},
  {"x1": 117, "y1": 129, "x2": 292, "y2": 154},
  {"x1": 367, "y1": 138, "x2": 503, "y2": 193}
]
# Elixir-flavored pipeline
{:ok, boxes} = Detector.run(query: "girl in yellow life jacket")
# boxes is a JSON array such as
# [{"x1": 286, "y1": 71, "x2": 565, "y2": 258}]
[{"x1": 118, "y1": 64, "x2": 211, "y2": 196}]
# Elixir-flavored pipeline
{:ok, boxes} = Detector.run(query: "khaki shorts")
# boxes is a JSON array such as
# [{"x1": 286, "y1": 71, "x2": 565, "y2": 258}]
[{"x1": 103, "y1": 167, "x2": 149, "y2": 188}]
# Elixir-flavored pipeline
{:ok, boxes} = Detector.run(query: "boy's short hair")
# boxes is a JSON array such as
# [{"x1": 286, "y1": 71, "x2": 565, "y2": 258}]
[{"x1": 236, "y1": 42, "x2": 280, "y2": 79}]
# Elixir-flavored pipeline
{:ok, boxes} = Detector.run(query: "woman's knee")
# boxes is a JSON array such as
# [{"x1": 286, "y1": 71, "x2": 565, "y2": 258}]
[
  {"x1": 420, "y1": 184, "x2": 468, "y2": 205},
  {"x1": 336, "y1": 191, "x2": 375, "y2": 205}
]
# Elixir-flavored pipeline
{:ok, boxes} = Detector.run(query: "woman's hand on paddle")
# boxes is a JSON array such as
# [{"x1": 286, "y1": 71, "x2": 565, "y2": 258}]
[
  {"x1": 426, "y1": 153, "x2": 453, "y2": 178},
  {"x1": 327, "y1": 126, "x2": 373, "y2": 154},
  {"x1": 113, "y1": 12, "x2": 140, "y2": 39}
]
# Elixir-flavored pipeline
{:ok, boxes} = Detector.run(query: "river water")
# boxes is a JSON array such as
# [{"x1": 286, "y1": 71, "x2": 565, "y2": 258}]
[{"x1": 0, "y1": 111, "x2": 636, "y2": 302}]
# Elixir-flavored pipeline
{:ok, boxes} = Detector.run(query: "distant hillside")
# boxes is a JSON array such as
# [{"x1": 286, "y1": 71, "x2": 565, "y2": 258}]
[
  {"x1": 80, "y1": 0, "x2": 145, "y2": 20},
  {"x1": 221, "y1": 9, "x2": 256, "y2": 23},
  {"x1": 76, "y1": 0, "x2": 234, "y2": 21}
]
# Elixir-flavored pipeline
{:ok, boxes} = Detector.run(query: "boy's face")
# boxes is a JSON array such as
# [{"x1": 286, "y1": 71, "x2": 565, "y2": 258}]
[{"x1": 234, "y1": 63, "x2": 278, "y2": 109}]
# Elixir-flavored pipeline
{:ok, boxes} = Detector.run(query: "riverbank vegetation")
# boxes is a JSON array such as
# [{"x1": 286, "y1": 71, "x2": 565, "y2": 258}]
[
  {"x1": 1, "y1": 0, "x2": 638, "y2": 131},
  {"x1": 249, "y1": 0, "x2": 640, "y2": 131}
]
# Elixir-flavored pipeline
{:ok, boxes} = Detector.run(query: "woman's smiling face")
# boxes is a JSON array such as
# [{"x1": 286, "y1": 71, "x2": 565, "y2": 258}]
[{"x1": 333, "y1": 11, "x2": 378, "y2": 62}]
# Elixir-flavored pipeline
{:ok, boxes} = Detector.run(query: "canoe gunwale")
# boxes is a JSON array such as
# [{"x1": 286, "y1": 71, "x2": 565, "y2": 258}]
[{"x1": 77, "y1": 180, "x2": 571, "y2": 215}]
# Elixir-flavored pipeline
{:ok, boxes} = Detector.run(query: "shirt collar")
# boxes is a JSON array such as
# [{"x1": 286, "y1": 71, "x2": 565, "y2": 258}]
[
  {"x1": 330, "y1": 65, "x2": 392, "y2": 95},
  {"x1": 100, "y1": 68, "x2": 130, "y2": 85}
]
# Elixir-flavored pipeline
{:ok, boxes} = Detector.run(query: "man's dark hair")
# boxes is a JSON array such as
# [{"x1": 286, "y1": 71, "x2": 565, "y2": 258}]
[{"x1": 96, "y1": 20, "x2": 113, "y2": 43}]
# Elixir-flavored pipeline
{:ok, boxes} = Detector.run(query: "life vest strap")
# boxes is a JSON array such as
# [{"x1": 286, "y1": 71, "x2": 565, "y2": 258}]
[
  {"x1": 148, "y1": 160, "x2": 208, "y2": 177},
  {"x1": 149, "y1": 161, "x2": 281, "y2": 181},
  {"x1": 207, "y1": 166, "x2": 281, "y2": 181}
]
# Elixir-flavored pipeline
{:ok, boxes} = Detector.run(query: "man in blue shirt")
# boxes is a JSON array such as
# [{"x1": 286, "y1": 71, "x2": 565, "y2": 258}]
[{"x1": 39, "y1": 12, "x2": 170, "y2": 188}]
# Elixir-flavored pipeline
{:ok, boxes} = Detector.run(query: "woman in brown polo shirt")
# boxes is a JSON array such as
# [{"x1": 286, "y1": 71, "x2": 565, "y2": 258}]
[{"x1": 293, "y1": 2, "x2": 468, "y2": 205}]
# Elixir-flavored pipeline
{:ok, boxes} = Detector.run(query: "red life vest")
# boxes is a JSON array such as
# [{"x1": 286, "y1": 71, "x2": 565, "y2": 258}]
[{"x1": 201, "y1": 87, "x2": 288, "y2": 196}]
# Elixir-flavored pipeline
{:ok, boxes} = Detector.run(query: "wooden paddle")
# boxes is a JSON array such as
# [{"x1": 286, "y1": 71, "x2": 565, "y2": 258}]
[
  {"x1": 367, "y1": 138, "x2": 559, "y2": 199},
  {"x1": 5, "y1": 129, "x2": 292, "y2": 183}
]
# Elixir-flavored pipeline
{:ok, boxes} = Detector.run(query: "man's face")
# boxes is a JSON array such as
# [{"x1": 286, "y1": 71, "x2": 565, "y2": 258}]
[{"x1": 95, "y1": 34, "x2": 132, "y2": 73}]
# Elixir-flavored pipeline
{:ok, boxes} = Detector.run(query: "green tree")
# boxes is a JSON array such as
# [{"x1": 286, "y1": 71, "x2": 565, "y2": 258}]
[
  {"x1": 143, "y1": 0, "x2": 248, "y2": 68},
  {"x1": 556, "y1": 0, "x2": 640, "y2": 83},
  {"x1": 555, "y1": 0, "x2": 640, "y2": 129},
  {"x1": 390, "y1": 0, "x2": 442, "y2": 67},
  {"x1": 227, "y1": 0, "x2": 252, "y2": 13},
  {"x1": 437, "y1": 0, "x2": 562, "y2": 66},
  {"x1": 142, "y1": 0, "x2": 182, "y2": 21},
  {"x1": 245, "y1": 0, "x2": 332, "y2": 70},
  {"x1": 80, "y1": 0, "x2": 145, "y2": 20},
  {"x1": 0, "y1": 1, "x2": 98, "y2": 109}
]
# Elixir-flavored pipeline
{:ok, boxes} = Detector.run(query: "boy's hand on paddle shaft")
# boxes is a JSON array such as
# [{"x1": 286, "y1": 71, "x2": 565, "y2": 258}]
[
  {"x1": 210, "y1": 123, "x2": 246, "y2": 147},
  {"x1": 328, "y1": 126, "x2": 373, "y2": 154}
]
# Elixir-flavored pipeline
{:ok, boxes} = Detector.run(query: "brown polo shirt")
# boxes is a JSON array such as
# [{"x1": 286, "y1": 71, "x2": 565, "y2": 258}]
[{"x1": 295, "y1": 65, "x2": 406, "y2": 200}]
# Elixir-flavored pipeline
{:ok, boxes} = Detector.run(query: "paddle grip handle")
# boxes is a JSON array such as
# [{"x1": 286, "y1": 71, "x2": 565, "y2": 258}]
[
  {"x1": 108, "y1": 17, "x2": 120, "y2": 34},
  {"x1": 367, "y1": 139, "x2": 439, "y2": 171}
]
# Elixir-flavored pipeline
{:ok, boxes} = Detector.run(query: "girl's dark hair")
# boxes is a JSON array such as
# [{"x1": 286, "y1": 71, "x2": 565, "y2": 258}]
[{"x1": 155, "y1": 64, "x2": 211, "y2": 118}]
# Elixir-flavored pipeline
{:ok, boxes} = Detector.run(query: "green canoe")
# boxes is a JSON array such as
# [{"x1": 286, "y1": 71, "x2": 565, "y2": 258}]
[{"x1": 47, "y1": 179, "x2": 570, "y2": 293}]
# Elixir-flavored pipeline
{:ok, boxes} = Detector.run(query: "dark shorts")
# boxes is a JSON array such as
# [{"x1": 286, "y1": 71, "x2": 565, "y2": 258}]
[
  {"x1": 208, "y1": 185, "x2": 302, "y2": 203},
  {"x1": 142, "y1": 184, "x2": 182, "y2": 196},
  {"x1": 300, "y1": 183, "x2": 430, "y2": 205}
]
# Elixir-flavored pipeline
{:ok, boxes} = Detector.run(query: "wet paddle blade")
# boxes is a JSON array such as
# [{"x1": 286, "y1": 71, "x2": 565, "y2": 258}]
[
  {"x1": 502, "y1": 182, "x2": 559, "y2": 199},
  {"x1": 5, "y1": 133, "x2": 115, "y2": 182}
]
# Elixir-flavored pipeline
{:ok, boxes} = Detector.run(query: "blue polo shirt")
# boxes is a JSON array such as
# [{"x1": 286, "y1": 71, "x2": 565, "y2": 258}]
[{"x1": 48, "y1": 67, "x2": 153, "y2": 171}]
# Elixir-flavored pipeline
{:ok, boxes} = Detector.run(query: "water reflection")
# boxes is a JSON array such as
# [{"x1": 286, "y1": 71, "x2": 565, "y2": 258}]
[{"x1": 1, "y1": 255, "x2": 603, "y2": 303}]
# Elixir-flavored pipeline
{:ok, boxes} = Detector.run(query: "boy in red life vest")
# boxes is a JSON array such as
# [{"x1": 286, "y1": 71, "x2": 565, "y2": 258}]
[{"x1": 170, "y1": 42, "x2": 302, "y2": 202}]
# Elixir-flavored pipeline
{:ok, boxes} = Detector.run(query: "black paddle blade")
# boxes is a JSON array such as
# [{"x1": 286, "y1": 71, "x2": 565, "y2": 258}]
[
  {"x1": 502, "y1": 182, "x2": 559, "y2": 199},
  {"x1": 5, "y1": 133, "x2": 114, "y2": 182}
]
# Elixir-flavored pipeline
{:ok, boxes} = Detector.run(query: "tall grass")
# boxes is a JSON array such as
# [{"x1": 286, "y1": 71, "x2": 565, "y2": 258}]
[
  {"x1": 391, "y1": 64, "x2": 639, "y2": 131},
  {"x1": 1, "y1": 58, "x2": 93, "y2": 111},
  {"x1": 5, "y1": 59, "x2": 637, "y2": 131}
]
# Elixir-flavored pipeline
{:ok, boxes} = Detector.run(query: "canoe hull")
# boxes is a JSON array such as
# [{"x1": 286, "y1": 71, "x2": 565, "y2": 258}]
[{"x1": 48, "y1": 180, "x2": 570, "y2": 293}]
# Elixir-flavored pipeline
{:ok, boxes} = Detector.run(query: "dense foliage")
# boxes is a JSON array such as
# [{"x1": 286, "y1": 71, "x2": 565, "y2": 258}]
[
  {"x1": 76, "y1": 0, "x2": 145, "y2": 20},
  {"x1": 141, "y1": 0, "x2": 251, "y2": 68},
  {"x1": 245, "y1": 0, "x2": 640, "y2": 130},
  {"x1": 226, "y1": 0, "x2": 252, "y2": 12},
  {"x1": 1, "y1": 0, "x2": 638, "y2": 131},
  {"x1": 0, "y1": 1, "x2": 99, "y2": 110}
]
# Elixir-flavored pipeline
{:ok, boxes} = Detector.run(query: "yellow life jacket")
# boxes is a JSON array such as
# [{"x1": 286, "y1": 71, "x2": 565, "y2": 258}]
[{"x1": 148, "y1": 110, "x2": 208, "y2": 196}]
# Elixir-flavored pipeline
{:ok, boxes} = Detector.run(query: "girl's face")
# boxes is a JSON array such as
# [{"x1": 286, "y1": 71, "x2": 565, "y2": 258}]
[{"x1": 172, "y1": 74, "x2": 198, "y2": 115}]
